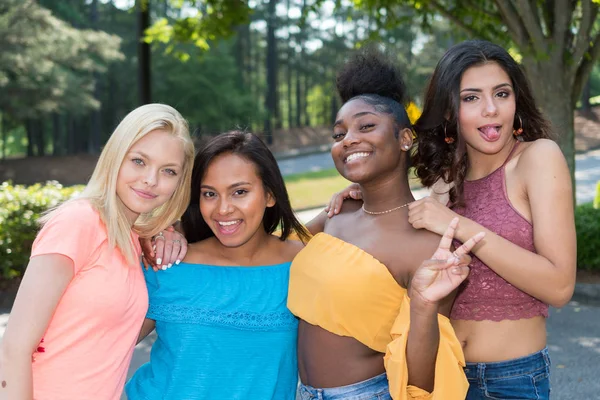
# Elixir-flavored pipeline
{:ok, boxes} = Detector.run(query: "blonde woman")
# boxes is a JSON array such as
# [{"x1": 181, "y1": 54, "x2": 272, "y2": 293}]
[{"x1": 0, "y1": 104, "x2": 195, "y2": 400}]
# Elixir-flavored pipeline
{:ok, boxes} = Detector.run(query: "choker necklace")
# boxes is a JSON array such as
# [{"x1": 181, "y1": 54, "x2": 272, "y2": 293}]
[{"x1": 362, "y1": 202, "x2": 411, "y2": 215}]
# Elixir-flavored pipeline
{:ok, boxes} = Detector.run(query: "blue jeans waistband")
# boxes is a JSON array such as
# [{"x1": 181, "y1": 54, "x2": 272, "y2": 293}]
[
  {"x1": 465, "y1": 347, "x2": 551, "y2": 380},
  {"x1": 299, "y1": 372, "x2": 390, "y2": 399}
]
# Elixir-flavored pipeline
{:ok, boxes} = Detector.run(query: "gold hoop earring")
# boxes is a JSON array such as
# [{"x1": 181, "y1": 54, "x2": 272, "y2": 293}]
[
  {"x1": 444, "y1": 123, "x2": 455, "y2": 144},
  {"x1": 513, "y1": 115, "x2": 524, "y2": 138}
]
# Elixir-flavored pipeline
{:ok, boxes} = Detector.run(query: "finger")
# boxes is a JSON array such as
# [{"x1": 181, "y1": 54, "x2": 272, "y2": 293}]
[
  {"x1": 349, "y1": 190, "x2": 363, "y2": 200},
  {"x1": 450, "y1": 265, "x2": 470, "y2": 282},
  {"x1": 327, "y1": 194, "x2": 339, "y2": 218},
  {"x1": 165, "y1": 240, "x2": 181, "y2": 268},
  {"x1": 176, "y1": 238, "x2": 187, "y2": 265},
  {"x1": 455, "y1": 254, "x2": 471, "y2": 266},
  {"x1": 420, "y1": 258, "x2": 455, "y2": 270},
  {"x1": 160, "y1": 239, "x2": 174, "y2": 269},
  {"x1": 453, "y1": 232, "x2": 486, "y2": 257},
  {"x1": 407, "y1": 198, "x2": 425, "y2": 210},
  {"x1": 154, "y1": 236, "x2": 166, "y2": 267},
  {"x1": 437, "y1": 217, "x2": 459, "y2": 252},
  {"x1": 139, "y1": 238, "x2": 155, "y2": 259},
  {"x1": 332, "y1": 194, "x2": 345, "y2": 215},
  {"x1": 165, "y1": 225, "x2": 175, "y2": 232}
]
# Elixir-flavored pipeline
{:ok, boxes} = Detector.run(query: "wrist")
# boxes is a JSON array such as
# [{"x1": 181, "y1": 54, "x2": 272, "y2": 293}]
[{"x1": 408, "y1": 291, "x2": 440, "y2": 317}]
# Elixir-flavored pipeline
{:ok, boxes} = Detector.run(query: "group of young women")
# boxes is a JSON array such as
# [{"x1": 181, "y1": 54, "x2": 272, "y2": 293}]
[{"x1": 0, "y1": 39, "x2": 576, "y2": 400}]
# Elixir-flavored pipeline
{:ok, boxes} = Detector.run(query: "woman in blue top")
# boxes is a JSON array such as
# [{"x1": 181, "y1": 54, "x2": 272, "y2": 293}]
[{"x1": 126, "y1": 130, "x2": 310, "y2": 399}]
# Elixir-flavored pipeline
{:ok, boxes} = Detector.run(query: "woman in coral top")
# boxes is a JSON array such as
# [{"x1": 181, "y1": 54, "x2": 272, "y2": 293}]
[{"x1": 0, "y1": 104, "x2": 195, "y2": 400}]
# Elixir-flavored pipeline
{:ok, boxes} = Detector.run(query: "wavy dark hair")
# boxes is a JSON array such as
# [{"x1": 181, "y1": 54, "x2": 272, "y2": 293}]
[
  {"x1": 181, "y1": 130, "x2": 310, "y2": 244},
  {"x1": 412, "y1": 40, "x2": 553, "y2": 206},
  {"x1": 336, "y1": 45, "x2": 412, "y2": 138}
]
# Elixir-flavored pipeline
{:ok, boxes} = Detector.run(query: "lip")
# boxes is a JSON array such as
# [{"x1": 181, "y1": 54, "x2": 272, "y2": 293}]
[
  {"x1": 215, "y1": 219, "x2": 242, "y2": 236},
  {"x1": 132, "y1": 188, "x2": 158, "y2": 199},
  {"x1": 343, "y1": 151, "x2": 372, "y2": 163}
]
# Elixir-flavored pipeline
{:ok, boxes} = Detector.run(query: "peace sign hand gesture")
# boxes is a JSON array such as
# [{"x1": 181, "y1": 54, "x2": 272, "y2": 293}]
[{"x1": 409, "y1": 218, "x2": 485, "y2": 306}]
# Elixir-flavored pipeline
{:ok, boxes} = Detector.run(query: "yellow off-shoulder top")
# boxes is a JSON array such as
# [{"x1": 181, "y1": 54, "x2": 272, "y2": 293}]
[{"x1": 287, "y1": 232, "x2": 468, "y2": 400}]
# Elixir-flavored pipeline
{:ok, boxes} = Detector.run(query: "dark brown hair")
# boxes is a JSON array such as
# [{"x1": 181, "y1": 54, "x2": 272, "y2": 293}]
[{"x1": 412, "y1": 40, "x2": 552, "y2": 206}]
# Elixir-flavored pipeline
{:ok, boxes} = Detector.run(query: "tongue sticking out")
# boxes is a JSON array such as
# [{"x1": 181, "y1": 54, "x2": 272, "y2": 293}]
[{"x1": 479, "y1": 126, "x2": 500, "y2": 141}]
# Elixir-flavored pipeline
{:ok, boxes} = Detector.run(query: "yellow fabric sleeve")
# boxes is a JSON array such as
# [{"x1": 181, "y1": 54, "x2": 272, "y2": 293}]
[{"x1": 384, "y1": 294, "x2": 469, "y2": 400}]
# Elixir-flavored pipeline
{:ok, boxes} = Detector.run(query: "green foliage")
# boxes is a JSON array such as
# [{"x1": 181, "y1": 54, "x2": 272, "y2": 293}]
[
  {"x1": 594, "y1": 181, "x2": 600, "y2": 209},
  {"x1": 575, "y1": 203, "x2": 600, "y2": 270},
  {"x1": 0, "y1": 0, "x2": 123, "y2": 121},
  {"x1": 0, "y1": 181, "x2": 83, "y2": 279}
]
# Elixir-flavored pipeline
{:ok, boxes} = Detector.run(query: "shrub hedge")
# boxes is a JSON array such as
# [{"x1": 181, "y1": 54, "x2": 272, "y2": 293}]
[
  {"x1": 0, "y1": 181, "x2": 83, "y2": 279},
  {"x1": 575, "y1": 202, "x2": 600, "y2": 271}
]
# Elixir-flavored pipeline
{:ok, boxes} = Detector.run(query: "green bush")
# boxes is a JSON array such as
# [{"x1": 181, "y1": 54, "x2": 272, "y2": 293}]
[
  {"x1": 0, "y1": 181, "x2": 83, "y2": 279},
  {"x1": 575, "y1": 203, "x2": 600, "y2": 271}
]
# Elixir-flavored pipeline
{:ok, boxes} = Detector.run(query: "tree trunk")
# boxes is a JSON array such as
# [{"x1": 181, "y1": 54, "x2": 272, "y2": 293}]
[
  {"x1": 137, "y1": 0, "x2": 151, "y2": 105},
  {"x1": 295, "y1": 67, "x2": 302, "y2": 127},
  {"x1": 581, "y1": 78, "x2": 592, "y2": 115},
  {"x1": 286, "y1": 0, "x2": 293, "y2": 129},
  {"x1": 52, "y1": 113, "x2": 62, "y2": 156},
  {"x1": 89, "y1": 0, "x2": 102, "y2": 153},
  {"x1": 25, "y1": 120, "x2": 35, "y2": 157},
  {"x1": 264, "y1": 0, "x2": 278, "y2": 144},
  {"x1": 525, "y1": 64, "x2": 576, "y2": 197}
]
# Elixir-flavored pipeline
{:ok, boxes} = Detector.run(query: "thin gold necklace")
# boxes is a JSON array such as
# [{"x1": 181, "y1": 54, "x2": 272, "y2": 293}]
[{"x1": 362, "y1": 202, "x2": 411, "y2": 215}]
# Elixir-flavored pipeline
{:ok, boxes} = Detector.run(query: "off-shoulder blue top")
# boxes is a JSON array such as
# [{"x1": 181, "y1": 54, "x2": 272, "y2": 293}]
[{"x1": 125, "y1": 262, "x2": 298, "y2": 400}]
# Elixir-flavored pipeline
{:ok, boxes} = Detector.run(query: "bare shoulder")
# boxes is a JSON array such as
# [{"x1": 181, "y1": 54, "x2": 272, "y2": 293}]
[
  {"x1": 518, "y1": 139, "x2": 565, "y2": 167},
  {"x1": 184, "y1": 238, "x2": 220, "y2": 264},
  {"x1": 279, "y1": 238, "x2": 305, "y2": 260},
  {"x1": 388, "y1": 226, "x2": 440, "y2": 286}
]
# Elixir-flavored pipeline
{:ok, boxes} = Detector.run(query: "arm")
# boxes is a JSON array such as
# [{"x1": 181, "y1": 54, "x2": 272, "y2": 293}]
[
  {"x1": 0, "y1": 255, "x2": 73, "y2": 400},
  {"x1": 137, "y1": 318, "x2": 156, "y2": 344},
  {"x1": 405, "y1": 219, "x2": 483, "y2": 391},
  {"x1": 408, "y1": 141, "x2": 576, "y2": 308}
]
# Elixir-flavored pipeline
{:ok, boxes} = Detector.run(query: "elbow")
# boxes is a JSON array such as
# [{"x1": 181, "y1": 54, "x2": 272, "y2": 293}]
[{"x1": 549, "y1": 284, "x2": 575, "y2": 309}]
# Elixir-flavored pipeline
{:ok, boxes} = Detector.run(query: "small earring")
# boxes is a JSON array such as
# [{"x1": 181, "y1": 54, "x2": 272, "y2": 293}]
[
  {"x1": 403, "y1": 145, "x2": 410, "y2": 150},
  {"x1": 513, "y1": 115, "x2": 524, "y2": 138},
  {"x1": 444, "y1": 123, "x2": 455, "y2": 144}
]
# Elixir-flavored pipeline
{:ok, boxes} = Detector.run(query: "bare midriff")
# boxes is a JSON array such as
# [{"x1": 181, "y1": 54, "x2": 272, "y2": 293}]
[
  {"x1": 453, "y1": 316, "x2": 546, "y2": 363},
  {"x1": 297, "y1": 321, "x2": 385, "y2": 388}
]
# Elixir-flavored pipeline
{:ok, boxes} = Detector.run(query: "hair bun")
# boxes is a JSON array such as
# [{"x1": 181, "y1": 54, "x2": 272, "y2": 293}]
[{"x1": 336, "y1": 45, "x2": 407, "y2": 105}]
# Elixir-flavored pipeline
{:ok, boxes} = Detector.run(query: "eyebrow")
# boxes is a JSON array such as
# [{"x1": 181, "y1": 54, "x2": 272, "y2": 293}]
[
  {"x1": 333, "y1": 111, "x2": 377, "y2": 127},
  {"x1": 460, "y1": 83, "x2": 513, "y2": 93},
  {"x1": 201, "y1": 182, "x2": 252, "y2": 190},
  {"x1": 130, "y1": 151, "x2": 182, "y2": 168}
]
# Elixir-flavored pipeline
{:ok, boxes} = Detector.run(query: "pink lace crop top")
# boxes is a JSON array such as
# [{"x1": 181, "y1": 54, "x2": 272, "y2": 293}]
[{"x1": 450, "y1": 143, "x2": 549, "y2": 321}]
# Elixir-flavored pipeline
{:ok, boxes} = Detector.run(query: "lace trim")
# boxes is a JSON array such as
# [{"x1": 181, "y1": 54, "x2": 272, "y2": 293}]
[{"x1": 148, "y1": 303, "x2": 298, "y2": 331}]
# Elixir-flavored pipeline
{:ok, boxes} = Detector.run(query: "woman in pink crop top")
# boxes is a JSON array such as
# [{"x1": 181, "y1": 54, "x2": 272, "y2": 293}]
[
  {"x1": 332, "y1": 40, "x2": 576, "y2": 399},
  {"x1": 0, "y1": 104, "x2": 195, "y2": 400},
  {"x1": 407, "y1": 40, "x2": 576, "y2": 399}
]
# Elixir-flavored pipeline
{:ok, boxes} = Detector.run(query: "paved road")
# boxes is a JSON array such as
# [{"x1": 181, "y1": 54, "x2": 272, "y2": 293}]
[{"x1": 279, "y1": 148, "x2": 600, "y2": 204}]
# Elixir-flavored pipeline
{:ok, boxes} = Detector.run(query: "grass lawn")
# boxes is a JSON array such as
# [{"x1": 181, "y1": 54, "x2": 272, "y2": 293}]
[{"x1": 284, "y1": 168, "x2": 421, "y2": 210}]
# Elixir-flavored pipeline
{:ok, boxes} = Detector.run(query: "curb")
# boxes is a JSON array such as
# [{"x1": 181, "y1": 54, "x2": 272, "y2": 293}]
[{"x1": 273, "y1": 144, "x2": 330, "y2": 161}]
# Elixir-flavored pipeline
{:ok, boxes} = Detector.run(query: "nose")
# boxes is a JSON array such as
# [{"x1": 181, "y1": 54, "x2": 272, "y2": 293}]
[
  {"x1": 218, "y1": 198, "x2": 233, "y2": 215},
  {"x1": 342, "y1": 129, "x2": 360, "y2": 148},
  {"x1": 482, "y1": 96, "x2": 499, "y2": 117},
  {"x1": 142, "y1": 169, "x2": 158, "y2": 187}
]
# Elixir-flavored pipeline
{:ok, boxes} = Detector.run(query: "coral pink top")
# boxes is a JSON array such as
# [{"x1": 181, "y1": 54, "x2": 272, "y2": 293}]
[
  {"x1": 29, "y1": 200, "x2": 148, "y2": 400},
  {"x1": 451, "y1": 143, "x2": 548, "y2": 321}
]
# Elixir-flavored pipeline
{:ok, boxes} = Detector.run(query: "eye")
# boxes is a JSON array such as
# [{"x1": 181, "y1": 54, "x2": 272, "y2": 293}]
[
  {"x1": 496, "y1": 91, "x2": 511, "y2": 98},
  {"x1": 163, "y1": 168, "x2": 178, "y2": 176},
  {"x1": 201, "y1": 191, "x2": 216, "y2": 198},
  {"x1": 462, "y1": 95, "x2": 477, "y2": 102},
  {"x1": 332, "y1": 132, "x2": 346, "y2": 141},
  {"x1": 233, "y1": 189, "x2": 248, "y2": 196},
  {"x1": 359, "y1": 123, "x2": 375, "y2": 131},
  {"x1": 132, "y1": 158, "x2": 145, "y2": 166}
]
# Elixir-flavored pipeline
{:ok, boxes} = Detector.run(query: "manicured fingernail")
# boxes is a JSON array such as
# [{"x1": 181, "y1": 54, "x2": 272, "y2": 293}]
[
  {"x1": 168, "y1": 263, "x2": 172, "y2": 268},
  {"x1": 176, "y1": 260, "x2": 181, "y2": 265},
  {"x1": 334, "y1": 208, "x2": 338, "y2": 213},
  {"x1": 156, "y1": 258, "x2": 162, "y2": 265},
  {"x1": 451, "y1": 267, "x2": 461, "y2": 274},
  {"x1": 161, "y1": 265, "x2": 167, "y2": 271}
]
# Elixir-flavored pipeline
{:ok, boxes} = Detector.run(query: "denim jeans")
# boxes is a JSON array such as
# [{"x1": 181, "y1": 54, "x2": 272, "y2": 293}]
[
  {"x1": 464, "y1": 347, "x2": 551, "y2": 400},
  {"x1": 298, "y1": 372, "x2": 391, "y2": 400}
]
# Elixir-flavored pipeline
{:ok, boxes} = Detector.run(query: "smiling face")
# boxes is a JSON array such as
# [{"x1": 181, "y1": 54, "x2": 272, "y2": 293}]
[
  {"x1": 116, "y1": 129, "x2": 185, "y2": 223},
  {"x1": 331, "y1": 98, "x2": 412, "y2": 184},
  {"x1": 199, "y1": 152, "x2": 275, "y2": 248},
  {"x1": 458, "y1": 62, "x2": 517, "y2": 155}
]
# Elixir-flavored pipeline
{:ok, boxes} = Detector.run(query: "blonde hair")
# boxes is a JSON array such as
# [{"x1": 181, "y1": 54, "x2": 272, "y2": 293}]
[{"x1": 40, "y1": 103, "x2": 195, "y2": 264}]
